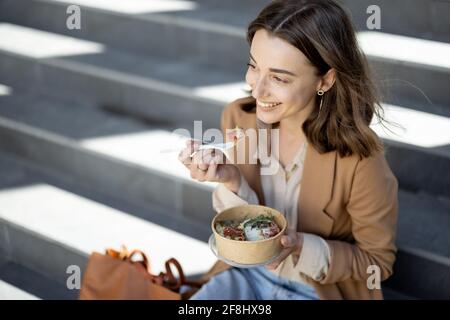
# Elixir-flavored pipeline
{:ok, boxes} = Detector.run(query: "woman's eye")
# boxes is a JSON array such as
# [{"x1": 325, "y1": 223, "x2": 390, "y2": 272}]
[
  {"x1": 273, "y1": 76, "x2": 287, "y2": 83},
  {"x1": 246, "y1": 63, "x2": 256, "y2": 69}
]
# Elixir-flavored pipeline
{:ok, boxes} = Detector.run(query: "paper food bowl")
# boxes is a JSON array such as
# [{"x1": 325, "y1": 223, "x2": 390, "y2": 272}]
[{"x1": 211, "y1": 204, "x2": 287, "y2": 265}]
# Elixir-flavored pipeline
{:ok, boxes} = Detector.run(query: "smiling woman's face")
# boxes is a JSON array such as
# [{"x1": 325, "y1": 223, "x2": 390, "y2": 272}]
[{"x1": 245, "y1": 29, "x2": 321, "y2": 125}]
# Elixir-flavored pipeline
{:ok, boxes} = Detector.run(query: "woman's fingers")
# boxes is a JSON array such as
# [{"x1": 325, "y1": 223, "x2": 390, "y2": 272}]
[
  {"x1": 265, "y1": 233, "x2": 301, "y2": 270},
  {"x1": 281, "y1": 235, "x2": 295, "y2": 247},
  {"x1": 179, "y1": 140, "x2": 228, "y2": 183},
  {"x1": 192, "y1": 148, "x2": 215, "y2": 170},
  {"x1": 265, "y1": 247, "x2": 292, "y2": 270},
  {"x1": 205, "y1": 160, "x2": 218, "y2": 181},
  {"x1": 212, "y1": 149, "x2": 227, "y2": 165},
  {"x1": 178, "y1": 139, "x2": 202, "y2": 167},
  {"x1": 194, "y1": 151, "x2": 223, "y2": 182},
  {"x1": 187, "y1": 148, "x2": 208, "y2": 181},
  {"x1": 178, "y1": 147, "x2": 192, "y2": 166}
]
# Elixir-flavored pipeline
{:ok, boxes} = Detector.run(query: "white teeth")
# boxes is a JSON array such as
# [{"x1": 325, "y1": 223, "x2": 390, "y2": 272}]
[{"x1": 258, "y1": 101, "x2": 281, "y2": 108}]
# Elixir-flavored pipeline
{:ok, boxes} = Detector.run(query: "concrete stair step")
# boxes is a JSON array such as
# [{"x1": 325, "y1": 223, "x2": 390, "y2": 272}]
[
  {"x1": 0, "y1": 151, "x2": 217, "y2": 298},
  {"x1": 397, "y1": 190, "x2": 450, "y2": 261},
  {"x1": 372, "y1": 104, "x2": 450, "y2": 198},
  {"x1": 391, "y1": 190, "x2": 450, "y2": 299},
  {"x1": 382, "y1": 286, "x2": 416, "y2": 300},
  {"x1": 373, "y1": 104, "x2": 450, "y2": 155},
  {"x1": 0, "y1": 0, "x2": 257, "y2": 71},
  {"x1": 385, "y1": 244, "x2": 450, "y2": 299},
  {"x1": 0, "y1": 135, "x2": 213, "y2": 243},
  {"x1": 385, "y1": 178, "x2": 450, "y2": 299},
  {"x1": 358, "y1": 32, "x2": 450, "y2": 114},
  {"x1": 0, "y1": 23, "x2": 248, "y2": 129},
  {"x1": 1, "y1": 2, "x2": 450, "y2": 113},
  {"x1": 0, "y1": 261, "x2": 73, "y2": 300},
  {"x1": 340, "y1": 0, "x2": 450, "y2": 43},
  {"x1": 0, "y1": 278, "x2": 40, "y2": 300}
]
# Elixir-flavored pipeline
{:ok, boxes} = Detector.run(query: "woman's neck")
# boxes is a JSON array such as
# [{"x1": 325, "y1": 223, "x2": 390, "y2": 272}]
[
  {"x1": 279, "y1": 120, "x2": 304, "y2": 140},
  {"x1": 278, "y1": 113, "x2": 308, "y2": 142}
]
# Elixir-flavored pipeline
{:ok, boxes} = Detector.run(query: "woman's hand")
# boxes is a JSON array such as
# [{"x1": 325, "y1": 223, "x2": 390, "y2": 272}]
[
  {"x1": 178, "y1": 140, "x2": 241, "y2": 193},
  {"x1": 266, "y1": 230, "x2": 304, "y2": 270}
]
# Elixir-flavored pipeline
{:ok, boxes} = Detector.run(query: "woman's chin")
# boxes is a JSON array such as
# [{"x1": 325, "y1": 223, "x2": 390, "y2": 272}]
[{"x1": 256, "y1": 110, "x2": 280, "y2": 125}]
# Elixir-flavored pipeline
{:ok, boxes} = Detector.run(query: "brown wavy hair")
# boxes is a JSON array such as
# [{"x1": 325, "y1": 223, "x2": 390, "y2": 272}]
[{"x1": 246, "y1": 0, "x2": 386, "y2": 158}]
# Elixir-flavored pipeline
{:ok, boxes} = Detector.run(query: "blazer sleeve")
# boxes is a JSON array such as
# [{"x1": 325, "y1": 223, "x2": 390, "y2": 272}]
[{"x1": 319, "y1": 152, "x2": 398, "y2": 285}]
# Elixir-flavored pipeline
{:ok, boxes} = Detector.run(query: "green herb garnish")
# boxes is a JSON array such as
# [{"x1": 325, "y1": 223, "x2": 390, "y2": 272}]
[{"x1": 241, "y1": 214, "x2": 275, "y2": 229}]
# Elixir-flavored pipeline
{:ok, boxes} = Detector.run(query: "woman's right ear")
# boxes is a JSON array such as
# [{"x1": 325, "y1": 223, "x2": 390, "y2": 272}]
[{"x1": 318, "y1": 68, "x2": 336, "y2": 92}]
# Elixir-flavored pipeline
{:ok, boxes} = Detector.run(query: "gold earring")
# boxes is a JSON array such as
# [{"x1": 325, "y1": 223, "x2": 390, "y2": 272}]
[{"x1": 317, "y1": 90, "x2": 324, "y2": 112}]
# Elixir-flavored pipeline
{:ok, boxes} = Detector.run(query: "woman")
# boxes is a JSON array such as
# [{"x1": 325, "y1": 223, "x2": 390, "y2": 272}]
[{"x1": 179, "y1": 0, "x2": 398, "y2": 300}]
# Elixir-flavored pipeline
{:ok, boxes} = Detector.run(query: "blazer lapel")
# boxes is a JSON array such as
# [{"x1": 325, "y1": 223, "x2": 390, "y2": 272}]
[{"x1": 298, "y1": 144, "x2": 337, "y2": 236}]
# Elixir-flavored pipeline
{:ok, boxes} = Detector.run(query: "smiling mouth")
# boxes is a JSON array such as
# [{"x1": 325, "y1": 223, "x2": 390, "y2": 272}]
[{"x1": 257, "y1": 101, "x2": 282, "y2": 110}]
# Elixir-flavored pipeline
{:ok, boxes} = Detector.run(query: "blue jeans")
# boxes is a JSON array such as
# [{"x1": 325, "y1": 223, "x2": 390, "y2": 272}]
[{"x1": 190, "y1": 266, "x2": 319, "y2": 300}]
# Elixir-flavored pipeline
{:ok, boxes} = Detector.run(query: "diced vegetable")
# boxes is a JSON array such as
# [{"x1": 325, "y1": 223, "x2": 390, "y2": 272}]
[{"x1": 215, "y1": 214, "x2": 281, "y2": 241}]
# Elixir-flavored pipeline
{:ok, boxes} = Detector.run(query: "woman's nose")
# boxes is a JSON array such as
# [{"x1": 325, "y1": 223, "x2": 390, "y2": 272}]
[{"x1": 251, "y1": 76, "x2": 269, "y2": 100}]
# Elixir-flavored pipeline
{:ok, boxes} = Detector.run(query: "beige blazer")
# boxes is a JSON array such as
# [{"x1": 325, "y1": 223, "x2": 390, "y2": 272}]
[{"x1": 205, "y1": 96, "x2": 399, "y2": 300}]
